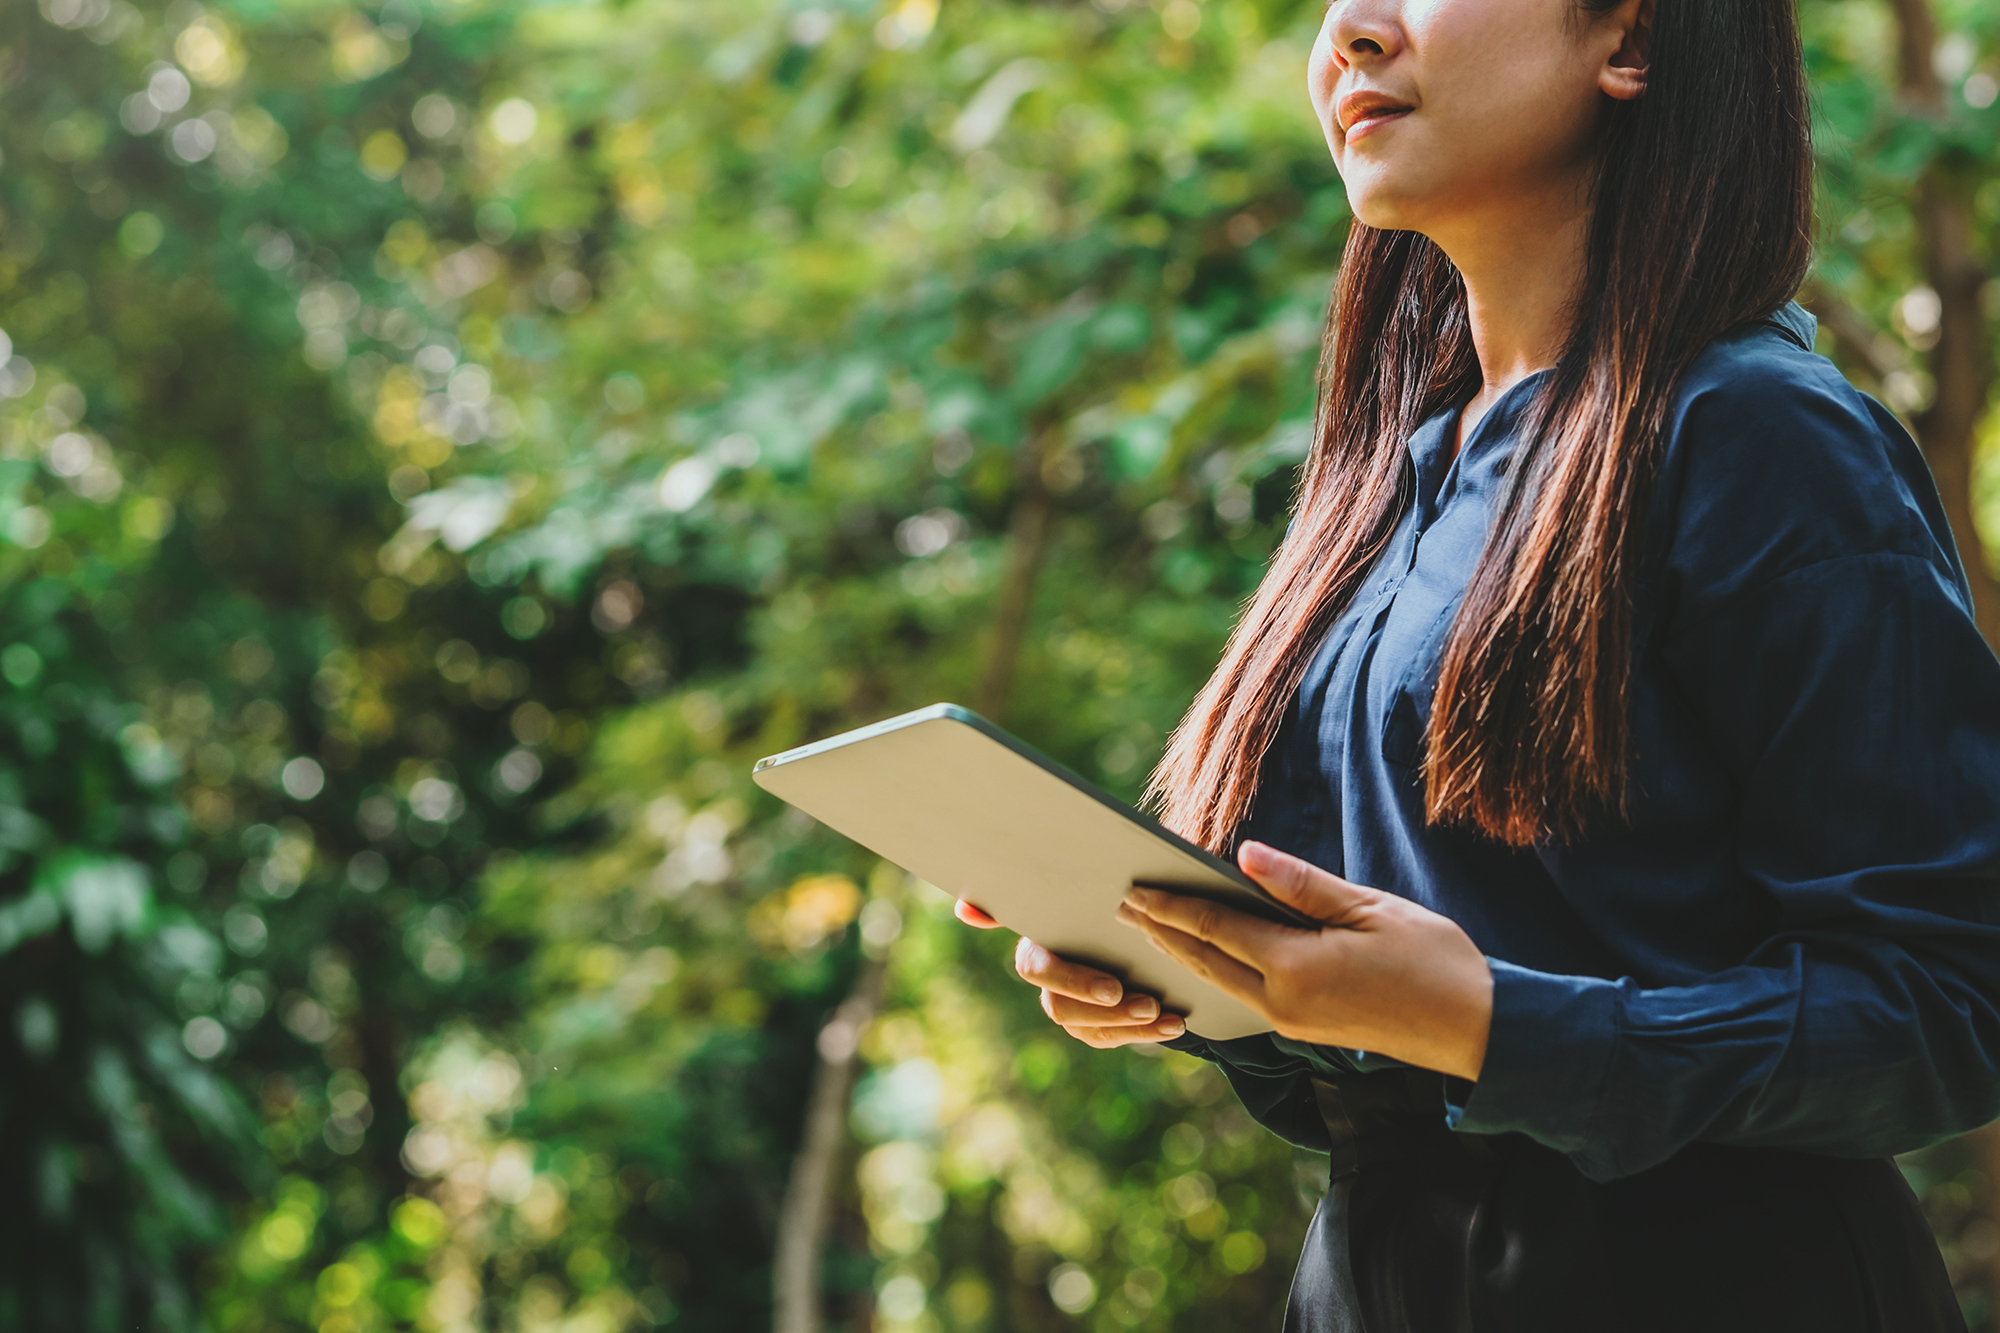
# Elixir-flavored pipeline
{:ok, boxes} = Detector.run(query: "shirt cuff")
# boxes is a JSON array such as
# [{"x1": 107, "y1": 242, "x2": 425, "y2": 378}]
[
  {"x1": 1444, "y1": 957, "x2": 1621, "y2": 1155},
  {"x1": 1159, "y1": 1031, "x2": 1214, "y2": 1059}
]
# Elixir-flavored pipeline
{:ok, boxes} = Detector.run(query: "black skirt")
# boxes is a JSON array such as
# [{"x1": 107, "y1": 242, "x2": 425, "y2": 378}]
[{"x1": 1283, "y1": 1070, "x2": 1966, "y2": 1333}]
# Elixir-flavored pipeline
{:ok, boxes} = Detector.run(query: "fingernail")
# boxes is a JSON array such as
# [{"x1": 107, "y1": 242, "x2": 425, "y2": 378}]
[
  {"x1": 1160, "y1": 1017, "x2": 1185, "y2": 1037},
  {"x1": 1124, "y1": 887, "x2": 1155, "y2": 908},
  {"x1": 1126, "y1": 996, "x2": 1158, "y2": 1020},
  {"x1": 1092, "y1": 982, "x2": 1121, "y2": 1004}
]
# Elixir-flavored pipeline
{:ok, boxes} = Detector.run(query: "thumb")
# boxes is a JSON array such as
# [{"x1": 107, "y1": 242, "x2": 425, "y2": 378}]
[
  {"x1": 954, "y1": 899, "x2": 1002, "y2": 929},
  {"x1": 1238, "y1": 841, "x2": 1374, "y2": 926}
]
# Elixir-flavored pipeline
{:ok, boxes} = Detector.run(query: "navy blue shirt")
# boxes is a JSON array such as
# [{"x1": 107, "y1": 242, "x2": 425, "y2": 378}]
[{"x1": 1164, "y1": 301, "x2": 2000, "y2": 1183}]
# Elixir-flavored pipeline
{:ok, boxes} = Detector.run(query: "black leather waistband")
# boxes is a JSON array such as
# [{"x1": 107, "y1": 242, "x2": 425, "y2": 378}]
[
  {"x1": 1309, "y1": 1068, "x2": 1507, "y2": 1182},
  {"x1": 1287, "y1": 1076, "x2": 1963, "y2": 1333}
]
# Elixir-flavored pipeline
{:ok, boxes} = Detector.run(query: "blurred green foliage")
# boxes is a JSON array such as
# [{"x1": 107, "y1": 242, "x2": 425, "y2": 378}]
[{"x1": 0, "y1": 0, "x2": 1996, "y2": 1329}]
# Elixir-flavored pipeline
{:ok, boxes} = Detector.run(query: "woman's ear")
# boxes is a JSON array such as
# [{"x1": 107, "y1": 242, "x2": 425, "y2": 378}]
[{"x1": 1599, "y1": 0, "x2": 1652, "y2": 101}]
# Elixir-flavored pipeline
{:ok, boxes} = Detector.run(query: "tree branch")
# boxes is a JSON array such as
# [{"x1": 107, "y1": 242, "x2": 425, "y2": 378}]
[{"x1": 1797, "y1": 279, "x2": 1897, "y2": 385}]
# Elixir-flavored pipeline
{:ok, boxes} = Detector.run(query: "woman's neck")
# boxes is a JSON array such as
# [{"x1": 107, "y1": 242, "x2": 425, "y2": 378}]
[{"x1": 1434, "y1": 184, "x2": 1593, "y2": 459}]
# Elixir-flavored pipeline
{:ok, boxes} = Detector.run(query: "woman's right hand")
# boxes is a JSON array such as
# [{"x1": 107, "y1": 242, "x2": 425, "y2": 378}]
[{"x1": 954, "y1": 899, "x2": 1187, "y2": 1047}]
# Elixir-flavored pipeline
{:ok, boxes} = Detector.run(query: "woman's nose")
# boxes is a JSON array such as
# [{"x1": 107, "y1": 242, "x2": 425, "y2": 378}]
[{"x1": 1325, "y1": 0, "x2": 1403, "y2": 70}]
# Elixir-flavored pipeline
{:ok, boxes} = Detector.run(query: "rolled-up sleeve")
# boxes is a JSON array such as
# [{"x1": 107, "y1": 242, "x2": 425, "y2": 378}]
[{"x1": 1450, "y1": 542, "x2": 2000, "y2": 1181}]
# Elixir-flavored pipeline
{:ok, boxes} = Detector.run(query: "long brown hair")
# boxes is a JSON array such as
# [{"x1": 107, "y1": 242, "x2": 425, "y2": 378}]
[{"x1": 1145, "y1": 0, "x2": 1815, "y2": 852}]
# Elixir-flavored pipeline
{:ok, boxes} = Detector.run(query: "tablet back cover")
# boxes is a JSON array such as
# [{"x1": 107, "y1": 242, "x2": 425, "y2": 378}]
[{"x1": 753, "y1": 704, "x2": 1286, "y2": 1040}]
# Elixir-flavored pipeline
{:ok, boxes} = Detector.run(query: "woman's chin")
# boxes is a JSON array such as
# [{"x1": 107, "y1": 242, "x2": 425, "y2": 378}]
[
  {"x1": 1332, "y1": 165, "x2": 1434, "y2": 233},
  {"x1": 1346, "y1": 191, "x2": 1422, "y2": 233}
]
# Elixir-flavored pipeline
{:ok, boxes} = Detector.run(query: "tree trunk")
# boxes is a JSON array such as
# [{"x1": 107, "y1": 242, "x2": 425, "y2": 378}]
[
  {"x1": 1913, "y1": 173, "x2": 2000, "y2": 645},
  {"x1": 1884, "y1": 0, "x2": 2000, "y2": 1322},
  {"x1": 770, "y1": 439, "x2": 1064, "y2": 1331},
  {"x1": 771, "y1": 956, "x2": 888, "y2": 1333},
  {"x1": 975, "y1": 427, "x2": 1059, "y2": 723}
]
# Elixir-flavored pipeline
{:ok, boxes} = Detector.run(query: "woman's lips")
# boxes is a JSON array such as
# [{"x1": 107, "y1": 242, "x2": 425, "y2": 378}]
[
  {"x1": 1335, "y1": 89, "x2": 1414, "y2": 141},
  {"x1": 1344, "y1": 107, "x2": 1411, "y2": 145}
]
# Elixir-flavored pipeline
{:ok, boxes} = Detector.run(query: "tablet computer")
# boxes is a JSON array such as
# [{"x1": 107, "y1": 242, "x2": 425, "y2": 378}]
[{"x1": 752, "y1": 703, "x2": 1309, "y2": 1040}]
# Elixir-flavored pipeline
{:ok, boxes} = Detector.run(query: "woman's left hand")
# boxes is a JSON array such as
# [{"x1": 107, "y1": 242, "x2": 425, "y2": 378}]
[{"x1": 1117, "y1": 840, "x2": 1494, "y2": 1081}]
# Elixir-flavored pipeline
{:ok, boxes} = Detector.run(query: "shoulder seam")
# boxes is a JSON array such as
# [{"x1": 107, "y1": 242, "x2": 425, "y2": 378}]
[{"x1": 1664, "y1": 549, "x2": 1953, "y2": 640}]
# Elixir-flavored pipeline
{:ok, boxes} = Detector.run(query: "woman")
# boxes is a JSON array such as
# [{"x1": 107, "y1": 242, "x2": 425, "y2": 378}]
[{"x1": 957, "y1": 0, "x2": 2000, "y2": 1326}]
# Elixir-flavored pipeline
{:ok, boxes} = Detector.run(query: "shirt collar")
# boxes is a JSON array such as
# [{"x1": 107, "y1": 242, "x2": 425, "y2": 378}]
[
  {"x1": 1760, "y1": 299, "x2": 1817, "y2": 353},
  {"x1": 1407, "y1": 369, "x2": 1552, "y2": 523},
  {"x1": 1403, "y1": 300, "x2": 1815, "y2": 515}
]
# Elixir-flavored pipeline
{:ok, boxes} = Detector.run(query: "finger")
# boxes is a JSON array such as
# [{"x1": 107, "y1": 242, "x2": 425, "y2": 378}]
[
  {"x1": 955, "y1": 900, "x2": 1002, "y2": 929},
  {"x1": 1062, "y1": 1016, "x2": 1188, "y2": 1047},
  {"x1": 1121, "y1": 887, "x2": 1293, "y2": 968},
  {"x1": 1122, "y1": 910, "x2": 1268, "y2": 1005},
  {"x1": 1015, "y1": 936, "x2": 1123, "y2": 1005},
  {"x1": 1044, "y1": 989, "x2": 1165, "y2": 1027},
  {"x1": 1238, "y1": 841, "x2": 1375, "y2": 925}
]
